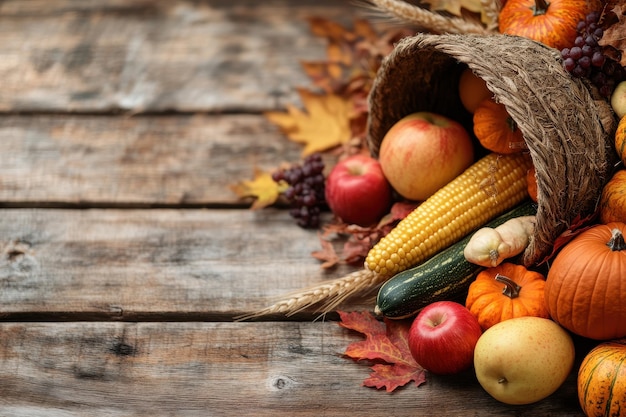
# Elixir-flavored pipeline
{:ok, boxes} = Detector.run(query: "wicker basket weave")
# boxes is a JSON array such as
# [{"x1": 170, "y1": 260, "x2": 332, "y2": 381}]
[{"x1": 367, "y1": 33, "x2": 619, "y2": 266}]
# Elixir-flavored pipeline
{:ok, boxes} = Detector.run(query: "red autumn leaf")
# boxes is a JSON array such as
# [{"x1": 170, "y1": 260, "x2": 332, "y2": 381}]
[
  {"x1": 338, "y1": 310, "x2": 427, "y2": 392},
  {"x1": 537, "y1": 211, "x2": 598, "y2": 265}
]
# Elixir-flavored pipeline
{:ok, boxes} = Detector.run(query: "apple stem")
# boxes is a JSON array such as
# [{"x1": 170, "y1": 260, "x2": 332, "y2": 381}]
[
  {"x1": 495, "y1": 274, "x2": 521, "y2": 299},
  {"x1": 498, "y1": 377, "x2": 507, "y2": 384}
]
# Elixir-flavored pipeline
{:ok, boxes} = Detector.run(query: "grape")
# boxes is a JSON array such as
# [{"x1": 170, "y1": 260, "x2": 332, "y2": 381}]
[
  {"x1": 273, "y1": 153, "x2": 326, "y2": 228},
  {"x1": 561, "y1": 9, "x2": 626, "y2": 98}
]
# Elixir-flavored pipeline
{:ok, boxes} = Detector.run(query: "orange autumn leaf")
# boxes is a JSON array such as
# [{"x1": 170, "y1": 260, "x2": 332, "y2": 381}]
[
  {"x1": 229, "y1": 168, "x2": 288, "y2": 210},
  {"x1": 265, "y1": 89, "x2": 353, "y2": 156},
  {"x1": 338, "y1": 310, "x2": 426, "y2": 392}
]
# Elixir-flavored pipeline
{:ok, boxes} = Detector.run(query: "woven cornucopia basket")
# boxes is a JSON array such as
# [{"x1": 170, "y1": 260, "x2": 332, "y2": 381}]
[{"x1": 367, "y1": 32, "x2": 619, "y2": 267}]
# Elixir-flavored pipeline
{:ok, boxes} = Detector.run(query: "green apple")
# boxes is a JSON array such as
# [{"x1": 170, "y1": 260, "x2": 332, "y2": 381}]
[{"x1": 473, "y1": 316, "x2": 575, "y2": 405}]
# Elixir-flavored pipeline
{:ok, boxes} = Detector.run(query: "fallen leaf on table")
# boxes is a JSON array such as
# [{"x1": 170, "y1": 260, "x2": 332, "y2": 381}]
[
  {"x1": 338, "y1": 310, "x2": 426, "y2": 392},
  {"x1": 311, "y1": 233, "x2": 341, "y2": 269},
  {"x1": 265, "y1": 88, "x2": 354, "y2": 156},
  {"x1": 599, "y1": 4, "x2": 626, "y2": 66},
  {"x1": 229, "y1": 168, "x2": 287, "y2": 210}
]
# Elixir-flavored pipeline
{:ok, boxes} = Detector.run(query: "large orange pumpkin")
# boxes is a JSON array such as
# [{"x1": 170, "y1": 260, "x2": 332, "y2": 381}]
[
  {"x1": 465, "y1": 262, "x2": 549, "y2": 330},
  {"x1": 599, "y1": 169, "x2": 626, "y2": 224},
  {"x1": 473, "y1": 99, "x2": 526, "y2": 154},
  {"x1": 498, "y1": 0, "x2": 592, "y2": 51},
  {"x1": 578, "y1": 339, "x2": 626, "y2": 417},
  {"x1": 544, "y1": 222, "x2": 626, "y2": 340}
]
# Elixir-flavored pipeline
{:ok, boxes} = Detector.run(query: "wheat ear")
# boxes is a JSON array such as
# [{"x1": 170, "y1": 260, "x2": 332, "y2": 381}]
[
  {"x1": 366, "y1": 0, "x2": 490, "y2": 34},
  {"x1": 236, "y1": 269, "x2": 385, "y2": 320}
]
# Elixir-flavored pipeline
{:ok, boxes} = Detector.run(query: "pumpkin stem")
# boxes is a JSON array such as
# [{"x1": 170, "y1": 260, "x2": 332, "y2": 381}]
[
  {"x1": 495, "y1": 274, "x2": 521, "y2": 299},
  {"x1": 532, "y1": 0, "x2": 550, "y2": 15},
  {"x1": 607, "y1": 228, "x2": 626, "y2": 251}
]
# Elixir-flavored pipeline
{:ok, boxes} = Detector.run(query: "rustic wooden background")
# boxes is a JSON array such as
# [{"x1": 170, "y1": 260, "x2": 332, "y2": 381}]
[{"x1": 0, "y1": 1, "x2": 590, "y2": 415}]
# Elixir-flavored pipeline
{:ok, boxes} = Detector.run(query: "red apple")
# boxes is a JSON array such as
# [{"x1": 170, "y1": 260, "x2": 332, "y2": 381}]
[
  {"x1": 408, "y1": 301, "x2": 482, "y2": 375},
  {"x1": 379, "y1": 112, "x2": 475, "y2": 201},
  {"x1": 324, "y1": 154, "x2": 392, "y2": 226}
]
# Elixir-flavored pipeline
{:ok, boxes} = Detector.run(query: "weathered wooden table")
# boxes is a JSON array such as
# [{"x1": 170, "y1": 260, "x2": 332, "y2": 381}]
[{"x1": 0, "y1": 1, "x2": 592, "y2": 415}]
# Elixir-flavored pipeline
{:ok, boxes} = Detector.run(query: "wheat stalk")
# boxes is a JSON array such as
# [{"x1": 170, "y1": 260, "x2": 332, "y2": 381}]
[
  {"x1": 365, "y1": 0, "x2": 491, "y2": 34},
  {"x1": 236, "y1": 269, "x2": 385, "y2": 320},
  {"x1": 480, "y1": 0, "x2": 502, "y2": 31}
]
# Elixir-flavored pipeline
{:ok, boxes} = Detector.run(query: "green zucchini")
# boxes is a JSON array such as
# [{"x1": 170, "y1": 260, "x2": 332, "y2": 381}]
[{"x1": 375, "y1": 200, "x2": 537, "y2": 319}]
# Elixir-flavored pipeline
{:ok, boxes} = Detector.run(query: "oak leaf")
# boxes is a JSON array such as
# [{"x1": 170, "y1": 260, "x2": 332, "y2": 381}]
[
  {"x1": 229, "y1": 168, "x2": 287, "y2": 210},
  {"x1": 599, "y1": 4, "x2": 626, "y2": 66},
  {"x1": 265, "y1": 89, "x2": 354, "y2": 156},
  {"x1": 338, "y1": 310, "x2": 426, "y2": 392}
]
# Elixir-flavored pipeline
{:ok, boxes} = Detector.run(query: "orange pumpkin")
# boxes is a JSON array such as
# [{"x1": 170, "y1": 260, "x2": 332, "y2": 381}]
[
  {"x1": 615, "y1": 115, "x2": 626, "y2": 166},
  {"x1": 599, "y1": 169, "x2": 626, "y2": 224},
  {"x1": 498, "y1": 0, "x2": 591, "y2": 51},
  {"x1": 473, "y1": 99, "x2": 527, "y2": 154},
  {"x1": 545, "y1": 222, "x2": 626, "y2": 340},
  {"x1": 578, "y1": 339, "x2": 626, "y2": 417},
  {"x1": 465, "y1": 262, "x2": 549, "y2": 330}
]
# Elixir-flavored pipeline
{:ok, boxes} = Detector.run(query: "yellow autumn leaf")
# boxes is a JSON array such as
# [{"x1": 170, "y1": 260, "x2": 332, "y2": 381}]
[
  {"x1": 422, "y1": 0, "x2": 482, "y2": 16},
  {"x1": 265, "y1": 88, "x2": 353, "y2": 156},
  {"x1": 229, "y1": 168, "x2": 288, "y2": 210}
]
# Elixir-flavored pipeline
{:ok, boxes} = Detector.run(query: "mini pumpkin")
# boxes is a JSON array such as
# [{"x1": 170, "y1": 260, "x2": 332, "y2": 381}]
[
  {"x1": 578, "y1": 339, "x2": 626, "y2": 417},
  {"x1": 498, "y1": 0, "x2": 591, "y2": 51},
  {"x1": 599, "y1": 169, "x2": 626, "y2": 224},
  {"x1": 465, "y1": 262, "x2": 549, "y2": 330},
  {"x1": 473, "y1": 98, "x2": 526, "y2": 154},
  {"x1": 544, "y1": 222, "x2": 626, "y2": 340}
]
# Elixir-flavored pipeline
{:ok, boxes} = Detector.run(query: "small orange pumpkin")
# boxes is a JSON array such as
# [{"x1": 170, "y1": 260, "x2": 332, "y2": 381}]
[
  {"x1": 473, "y1": 98, "x2": 526, "y2": 154},
  {"x1": 614, "y1": 115, "x2": 626, "y2": 166},
  {"x1": 578, "y1": 339, "x2": 626, "y2": 417},
  {"x1": 599, "y1": 169, "x2": 626, "y2": 224},
  {"x1": 465, "y1": 262, "x2": 549, "y2": 330},
  {"x1": 498, "y1": 0, "x2": 591, "y2": 51},
  {"x1": 545, "y1": 222, "x2": 626, "y2": 340}
]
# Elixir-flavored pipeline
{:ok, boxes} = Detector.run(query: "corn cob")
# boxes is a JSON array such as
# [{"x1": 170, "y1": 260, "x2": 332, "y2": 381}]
[{"x1": 365, "y1": 152, "x2": 533, "y2": 277}]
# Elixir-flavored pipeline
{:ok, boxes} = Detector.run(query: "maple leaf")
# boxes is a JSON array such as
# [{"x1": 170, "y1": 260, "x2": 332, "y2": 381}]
[
  {"x1": 338, "y1": 310, "x2": 426, "y2": 392},
  {"x1": 599, "y1": 4, "x2": 626, "y2": 66},
  {"x1": 265, "y1": 88, "x2": 354, "y2": 156},
  {"x1": 311, "y1": 232, "x2": 341, "y2": 269},
  {"x1": 229, "y1": 168, "x2": 288, "y2": 210}
]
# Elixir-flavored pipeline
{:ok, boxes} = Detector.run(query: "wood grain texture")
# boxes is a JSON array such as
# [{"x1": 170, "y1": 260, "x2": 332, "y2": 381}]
[
  {"x1": 0, "y1": 321, "x2": 586, "y2": 417},
  {"x1": 0, "y1": 114, "x2": 307, "y2": 206},
  {"x1": 0, "y1": 0, "x2": 373, "y2": 113},
  {"x1": 0, "y1": 208, "x2": 360, "y2": 320}
]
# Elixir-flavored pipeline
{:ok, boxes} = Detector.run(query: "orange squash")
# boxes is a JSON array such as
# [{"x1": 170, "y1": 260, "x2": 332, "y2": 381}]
[
  {"x1": 578, "y1": 339, "x2": 626, "y2": 417},
  {"x1": 465, "y1": 262, "x2": 549, "y2": 330},
  {"x1": 599, "y1": 169, "x2": 626, "y2": 224},
  {"x1": 545, "y1": 222, "x2": 626, "y2": 340},
  {"x1": 615, "y1": 115, "x2": 626, "y2": 166},
  {"x1": 498, "y1": 0, "x2": 591, "y2": 51},
  {"x1": 473, "y1": 99, "x2": 526, "y2": 154}
]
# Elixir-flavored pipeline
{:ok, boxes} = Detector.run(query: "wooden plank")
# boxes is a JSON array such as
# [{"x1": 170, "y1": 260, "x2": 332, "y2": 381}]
[
  {"x1": 0, "y1": 114, "x2": 308, "y2": 206},
  {"x1": 0, "y1": 0, "x2": 374, "y2": 113},
  {"x1": 0, "y1": 321, "x2": 588, "y2": 417},
  {"x1": 0, "y1": 207, "x2": 360, "y2": 320}
]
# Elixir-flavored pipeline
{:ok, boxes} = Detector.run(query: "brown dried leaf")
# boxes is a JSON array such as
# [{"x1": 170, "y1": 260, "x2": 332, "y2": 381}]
[{"x1": 599, "y1": 4, "x2": 626, "y2": 66}]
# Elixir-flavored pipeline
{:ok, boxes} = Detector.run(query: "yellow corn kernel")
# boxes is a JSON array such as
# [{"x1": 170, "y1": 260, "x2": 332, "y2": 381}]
[{"x1": 365, "y1": 152, "x2": 533, "y2": 277}]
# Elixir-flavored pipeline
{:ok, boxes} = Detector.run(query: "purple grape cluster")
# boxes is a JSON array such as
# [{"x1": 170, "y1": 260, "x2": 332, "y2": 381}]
[
  {"x1": 272, "y1": 153, "x2": 326, "y2": 228},
  {"x1": 561, "y1": 10, "x2": 626, "y2": 98}
]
